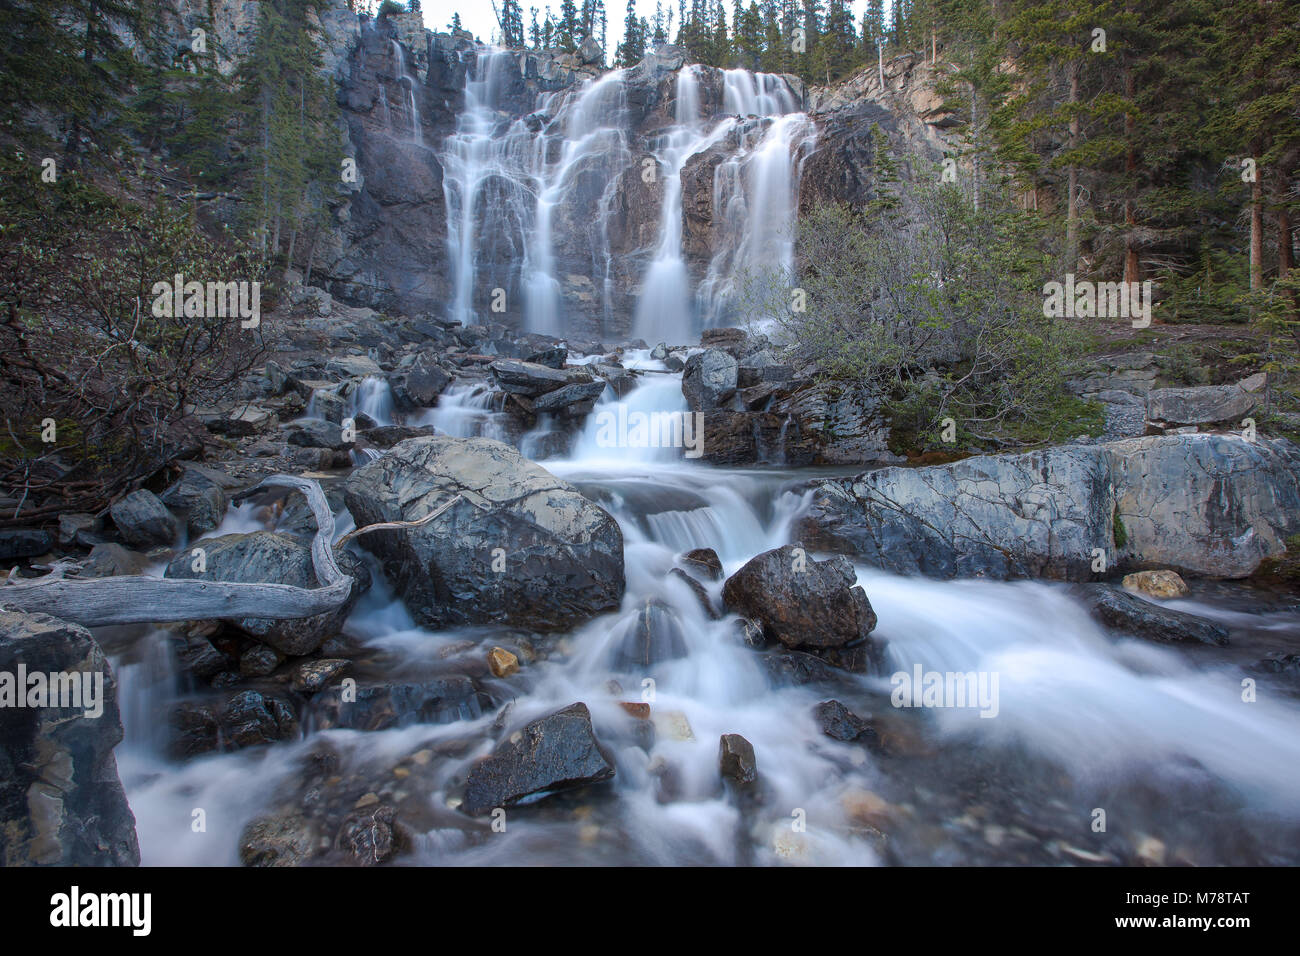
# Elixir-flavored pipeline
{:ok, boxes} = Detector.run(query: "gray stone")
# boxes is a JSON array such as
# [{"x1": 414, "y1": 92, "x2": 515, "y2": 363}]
[
  {"x1": 531, "y1": 378, "x2": 608, "y2": 412},
  {"x1": 682, "y1": 348, "x2": 738, "y2": 411},
  {"x1": 1083, "y1": 586, "x2": 1229, "y2": 646},
  {"x1": 799, "y1": 434, "x2": 1300, "y2": 580},
  {"x1": 722, "y1": 545, "x2": 880, "y2": 655},
  {"x1": 461, "y1": 702, "x2": 615, "y2": 815},
  {"x1": 0, "y1": 610, "x2": 139, "y2": 866},
  {"x1": 1146, "y1": 375, "x2": 1265, "y2": 427},
  {"x1": 0, "y1": 528, "x2": 53, "y2": 561},
  {"x1": 109, "y1": 489, "x2": 178, "y2": 548},
  {"x1": 489, "y1": 359, "x2": 595, "y2": 396},
  {"x1": 160, "y1": 469, "x2": 228, "y2": 537},
  {"x1": 164, "y1": 532, "x2": 357, "y2": 655},
  {"x1": 343, "y1": 436, "x2": 624, "y2": 632},
  {"x1": 719, "y1": 733, "x2": 758, "y2": 785}
]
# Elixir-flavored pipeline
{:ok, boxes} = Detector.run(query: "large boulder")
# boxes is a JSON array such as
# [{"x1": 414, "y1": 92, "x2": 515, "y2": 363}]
[
  {"x1": 799, "y1": 434, "x2": 1300, "y2": 580},
  {"x1": 461, "y1": 702, "x2": 615, "y2": 815},
  {"x1": 164, "y1": 532, "x2": 357, "y2": 655},
  {"x1": 722, "y1": 545, "x2": 881, "y2": 668},
  {"x1": 682, "y1": 348, "x2": 738, "y2": 411},
  {"x1": 0, "y1": 610, "x2": 139, "y2": 866},
  {"x1": 343, "y1": 436, "x2": 624, "y2": 631}
]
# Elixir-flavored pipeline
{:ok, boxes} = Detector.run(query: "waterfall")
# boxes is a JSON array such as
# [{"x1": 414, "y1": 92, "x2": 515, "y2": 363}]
[
  {"x1": 631, "y1": 66, "x2": 736, "y2": 345},
  {"x1": 439, "y1": 52, "x2": 813, "y2": 341},
  {"x1": 391, "y1": 40, "x2": 424, "y2": 146},
  {"x1": 440, "y1": 51, "x2": 629, "y2": 334}
]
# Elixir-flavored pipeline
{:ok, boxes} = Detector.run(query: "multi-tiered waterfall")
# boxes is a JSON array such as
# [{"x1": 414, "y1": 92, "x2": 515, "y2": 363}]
[{"x1": 438, "y1": 50, "x2": 815, "y2": 342}]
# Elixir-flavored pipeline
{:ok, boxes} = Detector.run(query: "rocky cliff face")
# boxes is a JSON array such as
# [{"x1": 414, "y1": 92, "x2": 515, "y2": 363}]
[{"x1": 150, "y1": 2, "x2": 950, "y2": 341}]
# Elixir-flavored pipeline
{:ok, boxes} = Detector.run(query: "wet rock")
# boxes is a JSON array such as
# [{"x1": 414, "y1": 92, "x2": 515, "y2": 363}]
[
  {"x1": 611, "y1": 599, "x2": 688, "y2": 670},
  {"x1": 78, "y1": 543, "x2": 151, "y2": 578},
  {"x1": 282, "y1": 418, "x2": 351, "y2": 451},
  {"x1": 164, "y1": 532, "x2": 357, "y2": 656},
  {"x1": 1122, "y1": 569, "x2": 1190, "y2": 600},
  {"x1": 312, "y1": 674, "x2": 489, "y2": 731},
  {"x1": 0, "y1": 610, "x2": 140, "y2": 866},
  {"x1": 109, "y1": 489, "x2": 178, "y2": 548},
  {"x1": 343, "y1": 436, "x2": 624, "y2": 632},
  {"x1": 531, "y1": 378, "x2": 608, "y2": 412},
  {"x1": 389, "y1": 360, "x2": 451, "y2": 410},
  {"x1": 160, "y1": 469, "x2": 228, "y2": 537},
  {"x1": 719, "y1": 733, "x2": 758, "y2": 785},
  {"x1": 310, "y1": 388, "x2": 348, "y2": 424},
  {"x1": 0, "y1": 528, "x2": 53, "y2": 561},
  {"x1": 361, "y1": 424, "x2": 440, "y2": 448},
  {"x1": 650, "y1": 342, "x2": 669, "y2": 360},
  {"x1": 335, "y1": 804, "x2": 399, "y2": 865},
  {"x1": 488, "y1": 646, "x2": 519, "y2": 678},
  {"x1": 289, "y1": 658, "x2": 350, "y2": 693},
  {"x1": 590, "y1": 362, "x2": 638, "y2": 396},
  {"x1": 525, "y1": 345, "x2": 568, "y2": 368},
  {"x1": 682, "y1": 348, "x2": 738, "y2": 411},
  {"x1": 814, "y1": 699, "x2": 878, "y2": 744},
  {"x1": 168, "y1": 689, "x2": 299, "y2": 758},
  {"x1": 722, "y1": 545, "x2": 880, "y2": 664},
  {"x1": 669, "y1": 568, "x2": 719, "y2": 619},
  {"x1": 680, "y1": 547, "x2": 723, "y2": 580},
  {"x1": 1083, "y1": 585, "x2": 1228, "y2": 646},
  {"x1": 735, "y1": 617, "x2": 767, "y2": 648},
  {"x1": 760, "y1": 651, "x2": 846, "y2": 687},
  {"x1": 461, "y1": 702, "x2": 615, "y2": 816},
  {"x1": 800, "y1": 434, "x2": 1300, "y2": 580},
  {"x1": 489, "y1": 359, "x2": 594, "y2": 396},
  {"x1": 239, "y1": 811, "x2": 320, "y2": 867},
  {"x1": 173, "y1": 630, "x2": 230, "y2": 681},
  {"x1": 240, "y1": 643, "x2": 284, "y2": 678}
]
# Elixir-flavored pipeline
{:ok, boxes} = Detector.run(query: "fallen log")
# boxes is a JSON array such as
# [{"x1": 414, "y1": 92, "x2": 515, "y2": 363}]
[{"x1": 0, "y1": 474, "x2": 354, "y2": 628}]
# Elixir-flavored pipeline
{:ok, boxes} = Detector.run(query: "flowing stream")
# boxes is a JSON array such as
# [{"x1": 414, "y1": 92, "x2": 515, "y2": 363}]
[{"x1": 111, "y1": 363, "x2": 1300, "y2": 866}]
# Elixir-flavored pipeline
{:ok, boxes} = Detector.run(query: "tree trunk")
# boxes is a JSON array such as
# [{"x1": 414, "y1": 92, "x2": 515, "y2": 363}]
[
  {"x1": 1066, "y1": 62, "x2": 1080, "y2": 274},
  {"x1": 1249, "y1": 172, "x2": 1264, "y2": 290}
]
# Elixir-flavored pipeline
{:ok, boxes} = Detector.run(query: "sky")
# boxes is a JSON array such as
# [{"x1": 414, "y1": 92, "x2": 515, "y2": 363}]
[{"x1": 410, "y1": 1, "x2": 885, "y2": 49}]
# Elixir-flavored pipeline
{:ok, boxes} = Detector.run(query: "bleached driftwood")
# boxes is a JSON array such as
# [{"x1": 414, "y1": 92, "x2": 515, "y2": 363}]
[
  {"x1": 0, "y1": 474, "x2": 354, "y2": 628},
  {"x1": 333, "y1": 492, "x2": 475, "y2": 549}
]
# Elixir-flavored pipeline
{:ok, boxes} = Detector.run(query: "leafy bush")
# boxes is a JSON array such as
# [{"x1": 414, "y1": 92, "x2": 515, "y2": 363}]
[
  {"x1": 0, "y1": 152, "x2": 268, "y2": 520},
  {"x1": 743, "y1": 174, "x2": 1092, "y2": 452}
]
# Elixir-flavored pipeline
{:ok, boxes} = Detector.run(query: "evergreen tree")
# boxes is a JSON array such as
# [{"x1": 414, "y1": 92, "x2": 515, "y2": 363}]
[{"x1": 616, "y1": 0, "x2": 647, "y2": 65}]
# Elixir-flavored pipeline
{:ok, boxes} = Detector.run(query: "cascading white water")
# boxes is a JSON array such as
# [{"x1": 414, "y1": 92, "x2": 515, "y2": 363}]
[
  {"x1": 391, "y1": 40, "x2": 424, "y2": 146},
  {"x1": 118, "y1": 369, "x2": 1300, "y2": 866},
  {"x1": 440, "y1": 50, "x2": 813, "y2": 341},
  {"x1": 631, "y1": 67, "x2": 736, "y2": 344},
  {"x1": 440, "y1": 50, "x2": 630, "y2": 334}
]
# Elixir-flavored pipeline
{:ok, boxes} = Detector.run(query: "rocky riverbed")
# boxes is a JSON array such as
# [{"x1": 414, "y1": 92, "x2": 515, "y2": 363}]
[{"x1": 4, "y1": 302, "x2": 1299, "y2": 867}]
